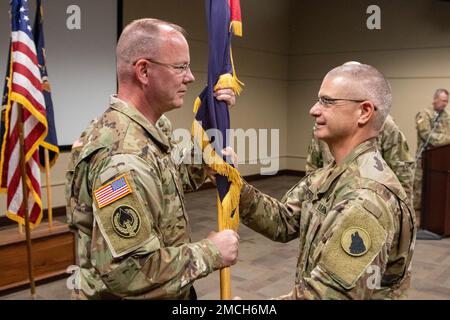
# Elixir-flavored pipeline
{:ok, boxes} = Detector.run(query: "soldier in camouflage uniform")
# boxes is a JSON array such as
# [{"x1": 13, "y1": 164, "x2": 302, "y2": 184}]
[
  {"x1": 413, "y1": 88, "x2": 450, "y2": 212},
  {"x1": 65, "y1": 19, "x2": 239, "y2": 299},
  {"x1": 306, "y1": 114, "x2": 415, "y2": 203},
  {"x1": 239, "y1": 63, "x2": 416, "y2": 299}
]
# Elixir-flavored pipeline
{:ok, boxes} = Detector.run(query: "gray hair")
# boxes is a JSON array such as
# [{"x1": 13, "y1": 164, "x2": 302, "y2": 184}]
[
  {"x1": 327, "y1": 63, "x2": 392, "y2": 131},
  {"x1": 116, "y1": 18, "x2": 187, "y2": 81},
  {"x1": 434, "y1": 88, "x2": 449, "y2": 99}
]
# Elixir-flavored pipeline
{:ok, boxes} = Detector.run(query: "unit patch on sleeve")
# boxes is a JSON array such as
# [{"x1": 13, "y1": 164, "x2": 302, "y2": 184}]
[
  {"x1": 112, "y1": 205, "x2": 141, "y2": 238},
  {"x1": 341, "y1": 227, "x2": 371, "y2": 257}
]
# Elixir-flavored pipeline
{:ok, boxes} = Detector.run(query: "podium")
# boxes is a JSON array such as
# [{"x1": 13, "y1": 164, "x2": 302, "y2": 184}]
[
  {"x1": 421, "y1": 143, "x2": 450, "y2": 237},
  {"x1": 0, "y1": 220, "x2": 75, "y2": 292}
]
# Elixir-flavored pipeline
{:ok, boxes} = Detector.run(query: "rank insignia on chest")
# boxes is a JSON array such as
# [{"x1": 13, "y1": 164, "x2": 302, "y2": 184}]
[
  {"x1": 112, "y1": 205, "x2": 141, "y2": 238},
  {"x1": 94, "y1": 175, "x2": 132, "y2": 208},
  {"x1": 317, "y1": 202, "x2": 327, "y2": 214},
  {"x1": 341, "y1": 227, "x2": 371, "y2": 257}
]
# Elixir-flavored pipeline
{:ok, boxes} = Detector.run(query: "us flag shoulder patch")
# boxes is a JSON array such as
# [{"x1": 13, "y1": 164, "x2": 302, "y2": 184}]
[{"x1": 94, "y1": 175, "x2": 132, "y2": 209}]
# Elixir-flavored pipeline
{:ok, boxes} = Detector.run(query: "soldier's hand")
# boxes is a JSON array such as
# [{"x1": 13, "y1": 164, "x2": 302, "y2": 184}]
[
  {"x1": 221, "y1": 147, "x2": 238, "y2": 168},
  {"x1": 207, "y1": 229, "x2": 240, "y2": 266},
  {"x1": 214, "y1": 88, "x2": 236, "y2": 108}
]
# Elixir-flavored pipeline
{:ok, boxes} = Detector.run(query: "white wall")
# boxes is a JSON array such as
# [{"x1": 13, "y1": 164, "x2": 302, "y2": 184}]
[
  {"x1": 0, "y1": 0, "x2": 117, "y2": 216},
  {"x1": 0, "y1": 0, "x2": 117, "y2": 146}
]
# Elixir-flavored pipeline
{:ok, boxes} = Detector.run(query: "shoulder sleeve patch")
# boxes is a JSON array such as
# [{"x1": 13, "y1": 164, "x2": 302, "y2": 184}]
[
  {"x1": 94, "y1": 175, "x2": 132, "y2": 209},
  {"x1": 94, "y1": 172, "x2": 155, "y2": 258},
  {"x1": 318, "y1": 206, "x2": 387, "y2": 289},
  {"x1": 341, "y1": 227, "x2": 371, "y2": 256}
]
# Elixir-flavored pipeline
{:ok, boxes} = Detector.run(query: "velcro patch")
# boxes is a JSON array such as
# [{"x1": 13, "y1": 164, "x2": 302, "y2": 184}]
[
  {"x1": 94, "y1": 172, "x2": 154, "y2": 258},
  {"x1": 318, "y1": 206, "x2": 386, "y2": 289},
  {"x1": 362, "y1": 199, "x2": 382, "y2": 218},
  {"x1": 94, "y1": 175, "x2": 132, "y2": 208}
]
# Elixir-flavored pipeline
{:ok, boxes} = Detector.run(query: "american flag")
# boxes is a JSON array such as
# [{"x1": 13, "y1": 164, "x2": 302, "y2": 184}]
[
  {"x1": 94, "y1": 176, "x2": 132, "y2": 209},
  {"x1": 0, "y1": 0, "x2": 48, "y2": 227}
]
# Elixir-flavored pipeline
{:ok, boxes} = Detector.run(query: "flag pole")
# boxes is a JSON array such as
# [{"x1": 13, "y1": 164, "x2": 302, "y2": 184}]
[
  {"x1": 217, "y1": 195, "x2": 231, "y2": 300},
  {"x1": 17, "y1": 104, "x2": 36, "y2": 299},
  {"x1": 44, "y1": 148, "x2": 53, "y2": 229},
  {"x1": 220, "y1": 268, "x2": 231, "y2": 299}
]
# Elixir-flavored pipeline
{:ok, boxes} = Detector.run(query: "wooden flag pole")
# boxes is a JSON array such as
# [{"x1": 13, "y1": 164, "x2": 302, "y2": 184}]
[
  {"x1": 217, "y1": 195, "x2": 231, "y2": 300},
  {"x1": 44, "y1": 148, "x2": 53, "y2": 229},
  {"x1": 220, "y1": 266, "x2": 231, "y2": 300},
  {"x1": 18, "y1": 104, "x2": 36, "y2": 299}
]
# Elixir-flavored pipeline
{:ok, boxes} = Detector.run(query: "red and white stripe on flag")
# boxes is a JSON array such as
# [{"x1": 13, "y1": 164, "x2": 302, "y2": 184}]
[
  {"x1": 94, "y1": 176, "x2": 132, "y2": 209},
  {"x1": 0, "y1": 22, "x2": 48, "y2": 227}
]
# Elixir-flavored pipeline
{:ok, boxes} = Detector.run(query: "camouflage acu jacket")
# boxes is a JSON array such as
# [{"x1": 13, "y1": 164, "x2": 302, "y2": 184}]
[
  {"x1": 306, "y1": 115, "x2": 415, "y2": 202},
  {"x1": 240, "y1": 139, "x2": 416, "y2": 299},
  {"x1": 415, "y1": 107, "x2": 450, "y2": 153},
  {"x1": 65, "y1": 96, "x2": 223, "y2": 299}
]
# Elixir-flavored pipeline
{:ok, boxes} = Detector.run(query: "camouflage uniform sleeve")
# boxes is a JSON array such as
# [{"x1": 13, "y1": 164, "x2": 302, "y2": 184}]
[
  {"x1": 89, "y1": 153, "x2": 222, "y2": 298},
  {"x1": 305, "y1": 134, "x2": 322, "y2": 173},
  {"x1": 380, "y1": 124, "x2": 415, "y2": 202},
  {"x1": 416, "y1": 111, "x2": 450, "y2": 146},
  {"x1": 239, "y1": 179, "x2": 307, "y2": 243},
  {"x1": 286, "y1": 191, "x2": 397, "y2": 300}
]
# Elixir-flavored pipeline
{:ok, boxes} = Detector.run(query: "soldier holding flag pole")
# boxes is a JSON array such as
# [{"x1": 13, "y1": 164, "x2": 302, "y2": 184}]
[{"x1": 65, "y1": 17, "x2": 239, "y2": 299}]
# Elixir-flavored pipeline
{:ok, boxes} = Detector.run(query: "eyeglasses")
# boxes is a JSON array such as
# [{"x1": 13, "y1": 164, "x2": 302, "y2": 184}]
[
  {"x1": 317, "y1": 96, "x2": 378, "y2": 110},
  {"x1": 133, "y1": 58, "x2": 191, "y2": 75}
]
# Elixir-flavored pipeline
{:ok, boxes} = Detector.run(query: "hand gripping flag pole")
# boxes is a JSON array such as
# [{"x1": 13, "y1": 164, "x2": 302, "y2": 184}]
[{"x1": 192, "y1": 0, "x2": 243, "y2": 300}]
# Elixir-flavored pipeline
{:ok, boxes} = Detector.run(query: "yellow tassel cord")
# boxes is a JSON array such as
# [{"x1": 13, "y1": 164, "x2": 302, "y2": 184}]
[
  {"x1": 214, "y1": 73, "x2": 243, "y2": 96},
  {"x1": 230, "y1": 21, "x2": 242, "y2": 37},
  {"x1": 193, "y1": 96, "x2": 202, "y2": 114},
  {"x1": 191, "y1": 121, "x2": 242, "y2": 231}
]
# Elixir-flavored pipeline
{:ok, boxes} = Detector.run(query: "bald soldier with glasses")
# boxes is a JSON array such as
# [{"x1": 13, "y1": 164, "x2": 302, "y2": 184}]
[
  {"x1": 66, "y1": 18, "x2": 240, "y2": 300},
  {"x1": 237, "y1": 63, "x2": 416, "y2": 299},
  {"x1": 306, "y1": 104, "x2": 415, "y2": 205}
]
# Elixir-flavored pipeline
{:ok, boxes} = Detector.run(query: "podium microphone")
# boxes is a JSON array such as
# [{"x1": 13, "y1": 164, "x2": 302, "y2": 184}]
[
  {"x1": 415, "y1": 110, "x2": 443, "y2": 161},
  {"x1": 416, "y1": 108, "x2": 444, "y2": 240},
  {"x1": 432, "y1": 110, "x2": 442, "y2": 124}
]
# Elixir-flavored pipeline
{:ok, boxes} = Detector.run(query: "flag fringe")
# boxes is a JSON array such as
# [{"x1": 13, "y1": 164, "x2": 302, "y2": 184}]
[
  {"x1": 10, "y1": 93, "x2": 48, "y2": 162},
  {"x1": 193, "y1": 96, "x2": 202, "y2": 114},
  {"x1": 4, "y1": 168, "x2": 44, "y2": 229},
  {"x1": 191, "y1": 120, "x2": 242, "y2": 231}
]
